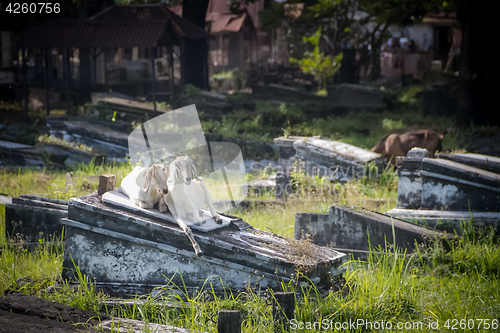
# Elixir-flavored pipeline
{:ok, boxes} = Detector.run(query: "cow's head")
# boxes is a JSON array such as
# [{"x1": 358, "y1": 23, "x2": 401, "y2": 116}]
[
  {"x1": 173, "y1": 156, "x2": 201, "y2": 185},
  {"x1": 143, "y1": 164, "x2": 169, "y2": 194}
]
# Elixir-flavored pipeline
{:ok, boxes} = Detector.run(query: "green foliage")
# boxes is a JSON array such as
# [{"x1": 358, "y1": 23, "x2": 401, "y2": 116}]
[
  {"x1": 0, "y1": 161, "x2": 132, "y2": 200},
  {"x1": 232, "y1": 67, "x2": 247, "y2": 90},
  {"x1": 316, "y1": 89, "x2": 328, "y2": 97},
  {"x1": 382, "y1": 118, "x2": 404, "y2": 130},
  {"x1": 38, "y1": 134, "x2": 94, "y2": 153},
  {"x1": 258, "y1": 2, "x2": 285, "y2": 31},
  {"x1": 290, "y1": 28, "x2": 343, "y2": 91},
  {"x1": 185, "y1": 84, "x2": 200, "y2": 99},
  {"x1": 399, "y1": 85, "x2": 423, "y2": 103}
]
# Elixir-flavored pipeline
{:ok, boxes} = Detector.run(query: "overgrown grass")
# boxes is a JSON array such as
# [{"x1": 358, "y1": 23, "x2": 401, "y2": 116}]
[
  {"x1": 1, "y1": 221, "x2": 497, "y2": 332},
  {"x1": 0, "y1": 160, "x2": 131, "y2": 200},
  {"x1": 237, "y1": 167, "x2": 398, "y2": 237},
  {"x1": 201, "y1": 101, "x2": 454, "y2": 149},
  {"x1": 0, "y1": 131, "x2": 498, "y2": 331},
  {"x1": 0, "y1": 240, "x2": 63, "y2": 293}
]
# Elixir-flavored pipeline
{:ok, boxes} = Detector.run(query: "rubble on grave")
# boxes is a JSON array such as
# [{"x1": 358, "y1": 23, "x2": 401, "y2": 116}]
[
  {"x1": 387, "y1": 148, "x2": 500, "y2": 232},
  {"x1": 61, "y1": 192, "x2": 347, "y2": 296}
]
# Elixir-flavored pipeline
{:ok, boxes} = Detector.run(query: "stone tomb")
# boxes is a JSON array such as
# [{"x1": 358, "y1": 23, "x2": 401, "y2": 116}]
[
  {"x1": 436, "y1": 152, "x2": 500, "y2": 175},
  {"x1": 274, "y1": 136, "x2": 385, "y2": 179},
  {"x1": 389, "y1": 149, "x2": 500, "y2": 232},
  {"x1": 5, "y1": 194, "x2": 68, "y2": 245},
  {"x1": 273, "y1": 136, "x2": 385, "y2": 200},
  {"x1": 295, "y1": 204, "x2": 451, "y2": 258},
  {"x1": 62, "y1": 192, "x2": 346, "y2": 295},
  {"x1": 420, "y1": 158, "x2": 500, "y2": 211}
]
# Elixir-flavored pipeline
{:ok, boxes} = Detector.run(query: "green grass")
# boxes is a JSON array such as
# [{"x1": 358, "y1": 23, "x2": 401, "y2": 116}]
[
  {"x1": 0, "y1": 121, "x2": 499, "y2": 331},
  {"x1": 237, "y1": 167, "x2": 398, "y2": 237},
  {"x1": 1, "y1": 221, "x2": 497, "y2": 332},
  {"x1": 201, "y1": 87, "x2": 456, "y2": 150},
  {"x1": 0, "y1": 160, "x2": 131, "y2": 200}
]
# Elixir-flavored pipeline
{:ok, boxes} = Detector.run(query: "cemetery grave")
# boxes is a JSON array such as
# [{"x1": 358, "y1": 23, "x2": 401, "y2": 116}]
[{"x1": 387, "y1": 148, "x2": 500, "y2": 232}]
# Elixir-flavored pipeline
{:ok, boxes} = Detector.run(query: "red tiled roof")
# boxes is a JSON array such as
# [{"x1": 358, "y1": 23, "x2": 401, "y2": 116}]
[
  {"x1": 207, "y1": 13, "x2": 234, "y2": 33},
  {"x1": 206, "y1": 12, "x2": 253, "y2": 33},
  {"x1": 169, "y1": 5, "x2": 183, "y2": 17},
  {"x1": 225, "y1": 12, "x2": 248, "y2": 32}
]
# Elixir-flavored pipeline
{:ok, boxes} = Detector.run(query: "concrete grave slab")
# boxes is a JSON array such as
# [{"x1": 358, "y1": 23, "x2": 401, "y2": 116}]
[
  {"x1": 420, "y1": 158, "x2": 500, "y2": 211},
  {"x1": 295, "y1": 205, "x2": 452, "y2": 258},
  {"x1": 0, "y1": 290, "x2": 191, "y2": 333},
  {"x1": 274, "y1": 136, "x2": 385, "y2": 179},
  {"x1": 5, "y1": 194, "x2": 68, "y2": 244},
  {"x1": 63, "y1": 193, "x2": 346, "y2": 296},
  {"x1": 386, "y1": 208, "x2": 500, "y2": 233},
  {"x1": 0, "y1": 140, "x2": 33, "y2": 149},
  {"x1": 436, "y1": 152, "x2": 500, "y2": 175},
  {"x1": 293, "y1": 137, "x2": 385, "y2": 178},
  {"x1": 0, "y1": 140, "x2": 44, "y2": 169},
  {"x1": 0, "y1": 195, "x2": 12, "y2": 204},
  {"x1": 102, "y1": 189, "x2": 231, "y2": 232}
]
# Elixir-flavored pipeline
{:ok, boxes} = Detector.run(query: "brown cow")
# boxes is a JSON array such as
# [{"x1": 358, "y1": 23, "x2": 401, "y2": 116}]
[{"x1": 371, "y1": 129, "x2": 445, "y2": 163}]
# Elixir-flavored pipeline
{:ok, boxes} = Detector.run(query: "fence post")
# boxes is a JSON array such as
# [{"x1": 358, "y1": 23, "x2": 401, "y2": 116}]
[
  {"x1": 217, "y1": 310, "x2": 241, "y2": 333},
  {"x1": 273, "y1": 292, "x2": 295, "y2": 332}
]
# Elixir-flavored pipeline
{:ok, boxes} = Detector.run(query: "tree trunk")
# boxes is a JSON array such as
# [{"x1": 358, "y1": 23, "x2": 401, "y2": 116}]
[
  {"x1": 365, "y1": 23, "x2": 386, "y2": 82},
  {"x1": 455, "y1": 0, "x2": 499, "y2": 127},
  {"x1": 182, "y1": 0, "x2": 210, "y2": 89}
]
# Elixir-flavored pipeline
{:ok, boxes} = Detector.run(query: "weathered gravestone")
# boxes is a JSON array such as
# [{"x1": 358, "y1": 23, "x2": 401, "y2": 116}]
[
  {"x1": 4, "y1": 194, "x2": 68, "y2": 245},
  {"x1": 274, "y1": 136, "x2": 385, "y2": 200},
  {"x1": 388, "y1": 148, "x2": 500, "y2": 232},
  {"x1": 295, "y1": 204, "x2": 452, "y2": 258},
  {"x1": 274, "y1": 136, "x2": 385, "y2": 180},
  {"x1": 0, "y1": 290, "x2": 191, "y2": 333},
  {"x1": 61, "y1": 191, "x2": 347, "y2": 296},
  {"x1": 0, "y1": 140, "x2": 45, "y2": 169},
  {"x1": 420, "y1": 158, "x2": 500, "y2": 211},
  {"x1": 395, "y1": 149, "x2": 500, "y2": 212},
  {"x1": 436, "y1": 152, "x2": 500, "y2": 175}
]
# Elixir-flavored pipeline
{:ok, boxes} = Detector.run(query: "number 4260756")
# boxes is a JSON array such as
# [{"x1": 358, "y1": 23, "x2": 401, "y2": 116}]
[
  {"x1": 444, "y1": 319, "x2": 498, "y2": 330},
  {"x1": 5, "y1": 3, "x2": 61, "y2": 14}
]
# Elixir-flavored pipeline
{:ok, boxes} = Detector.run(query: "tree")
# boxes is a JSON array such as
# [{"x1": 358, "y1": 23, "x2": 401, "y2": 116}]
[
  {"x1": 181, "y1": 0, "x2": 211, "y2": 89},
  {"x1": 454, "y1": 0, "x2": 499, "y2": 127},
  {"x1": 290, "y1": 28, "x2": 343, "y2": 93}
]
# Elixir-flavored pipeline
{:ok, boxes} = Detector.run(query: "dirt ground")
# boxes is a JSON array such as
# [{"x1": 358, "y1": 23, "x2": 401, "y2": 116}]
[{"x1": 0, "y1": 290, "x2": 108, "y2": 333}]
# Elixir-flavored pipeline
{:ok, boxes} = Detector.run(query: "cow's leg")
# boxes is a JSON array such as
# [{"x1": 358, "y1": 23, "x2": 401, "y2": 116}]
[
  {"x1": 159, "y1": 198, "x2": 168, "y2": 213},
  {"x1": 197, "y1": 181, "x2": 222, "y2": 224},
  {"x1": 163, "y1": 195, "x2": 203, "y2": 256},
  {"x1": 135, "y1": 198, "x2": 152, "y2": 209}
]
